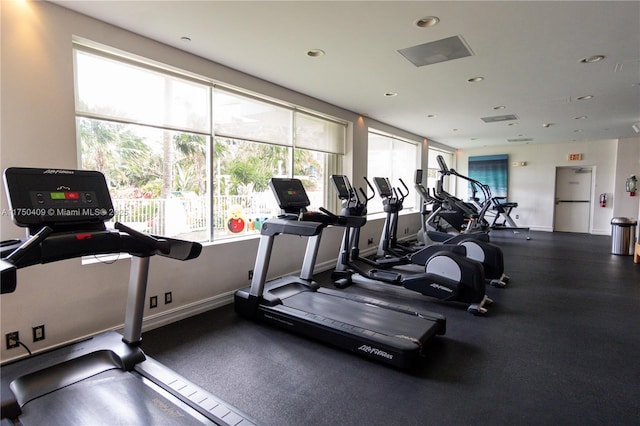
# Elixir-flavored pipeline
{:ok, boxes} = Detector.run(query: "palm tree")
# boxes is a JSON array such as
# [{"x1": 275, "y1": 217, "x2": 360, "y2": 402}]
[{"x1": 173, "y1": 133, "x2": 207, "y2": 194}]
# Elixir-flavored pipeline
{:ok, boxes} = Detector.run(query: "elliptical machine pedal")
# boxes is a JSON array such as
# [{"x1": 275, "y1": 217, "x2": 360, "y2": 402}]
[
  {"x1": 490, "y1": 277, "x2": 507, "y2": 288},
  {"x1": 467, "y1": 295, "x2": 493, "y2": 316}
]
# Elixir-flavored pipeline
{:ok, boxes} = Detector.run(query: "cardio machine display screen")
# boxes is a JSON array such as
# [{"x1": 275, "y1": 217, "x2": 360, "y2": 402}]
[
  {"x1": 373, "y1": 177, "x2": 393, "y2": 197},
  {"x1": 269, "y1": 178, "x2": 310, "y2": 209},
  {"x1": 331, "y1": 175, "x2": 351, "y2": 200},
  {"x1": 4, "y1": 167, "x2": 115, "y2": 227}
]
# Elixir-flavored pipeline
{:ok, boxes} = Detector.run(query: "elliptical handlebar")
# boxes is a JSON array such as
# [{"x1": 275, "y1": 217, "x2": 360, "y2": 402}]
[
  {"x1": 449, "y1": 168, "x2": 493, "y2": 204},
  {"x1": 362, "y1": 176, "x2": 377, "y2": 202},
  {"x1": 358, "y1": 187, "x2": 369, "y2": 205},
  {"x1": 396, "y1": 178, "x2": 409, "y2": 201}
]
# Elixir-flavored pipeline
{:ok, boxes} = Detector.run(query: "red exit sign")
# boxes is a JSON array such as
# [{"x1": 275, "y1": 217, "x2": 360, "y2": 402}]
[{"x1": 568, "y1": 153, "x2": 583, "y2": 161}]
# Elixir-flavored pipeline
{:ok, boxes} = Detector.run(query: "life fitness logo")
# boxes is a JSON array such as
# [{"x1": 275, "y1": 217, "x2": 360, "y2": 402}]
[{"x1": 358, "y1": 344, "x2": 394, "y2": 360}]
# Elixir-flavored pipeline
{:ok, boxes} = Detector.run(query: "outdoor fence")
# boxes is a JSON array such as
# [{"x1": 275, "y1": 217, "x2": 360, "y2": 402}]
[{"x1": 110, "y1": 191, "x2": 322, "y2": 241}]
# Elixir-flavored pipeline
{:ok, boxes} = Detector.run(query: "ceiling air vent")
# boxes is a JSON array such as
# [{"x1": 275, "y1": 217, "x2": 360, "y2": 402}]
[
  {"x1": 398, "y1": 35, "x2": 473, "y2": 67},
  {"x1": 507, "y1": 138, "x2": 533, "y2": 143},
  {"x1": 481, "y1": 114, "x2": 519, "y2": 123}
]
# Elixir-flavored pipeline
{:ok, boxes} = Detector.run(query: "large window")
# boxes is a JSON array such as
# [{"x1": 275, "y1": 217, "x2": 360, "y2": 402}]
[
  {"x1": 74, "y1": 46, "x2": 344, "y2": 242},
  {"x1": 427, "y1": 147, "x2": 454, "y2": 195},
  {"x1": 367, "y1": 130, "x2": 420, "y2": 214}
]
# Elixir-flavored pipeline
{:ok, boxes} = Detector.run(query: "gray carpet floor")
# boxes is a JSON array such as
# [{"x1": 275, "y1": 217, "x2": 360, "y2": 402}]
[{"x1": 142, "y1": 231, "x2": 640, "y2": 425}]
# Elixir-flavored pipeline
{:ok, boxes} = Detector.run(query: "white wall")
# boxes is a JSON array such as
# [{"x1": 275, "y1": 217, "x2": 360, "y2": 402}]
[
  {"x1": 456, "y1": 139, "x2": 629, "y2": 234},
  {"x1": 613, "y1": 137, "x2": 640, "y2": 223}
]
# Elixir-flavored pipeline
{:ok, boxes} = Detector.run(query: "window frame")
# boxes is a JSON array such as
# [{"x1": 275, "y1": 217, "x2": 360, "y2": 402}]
[
  {"x1": 73, "y1": 42, "x2": 346, "y2": 244},
  {"x1": 366, "y1": 129, "x2": 421, "y2": 215}
]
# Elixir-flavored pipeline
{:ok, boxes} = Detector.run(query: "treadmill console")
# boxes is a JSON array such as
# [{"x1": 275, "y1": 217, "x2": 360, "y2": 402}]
[
  {"x1": 373, "y1": 177, "x2": 393, "y2": 198},
  {"x1": 269, "y1": 178, "x2": 310, "y2": 214},
  {"x1": 4, "y1": 167, "x2": 114, "y2": 233}
]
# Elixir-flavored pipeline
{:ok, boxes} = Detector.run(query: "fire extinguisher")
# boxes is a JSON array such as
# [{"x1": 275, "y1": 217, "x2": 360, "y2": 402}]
[
  {"x1": 599, "y1": 193, "x2": 607, "y2": 207},
  {"x1": 626, "y1": 175, "x2": 638, "y2": 196}
]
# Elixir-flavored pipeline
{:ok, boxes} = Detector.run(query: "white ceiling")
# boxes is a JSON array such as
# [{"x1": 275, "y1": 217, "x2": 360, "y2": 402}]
[{"x1": 53, "y1": 1, "x2": 640, "y2": 150}]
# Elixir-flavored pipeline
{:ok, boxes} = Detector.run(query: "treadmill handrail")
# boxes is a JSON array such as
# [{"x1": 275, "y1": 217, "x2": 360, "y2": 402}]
[
  {"x1": 261, "y1": 216, "x2": 325, "y2": 237},
  {"x1": 2, "y1": 227, "x2": 202, "y2": 270},
  {"x1": 1, "y1": 227, "x2": 53, "y2": 294}
]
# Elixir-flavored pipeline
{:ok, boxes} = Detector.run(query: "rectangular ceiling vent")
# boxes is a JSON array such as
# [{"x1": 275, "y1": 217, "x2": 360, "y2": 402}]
[
  {"x1": 481, "y1": 114, "x2": 519, "y2": 123},
  {"x1": 398, "y1": 35, "x2": 473, "y2": 67},
  {"x1": 507, "y1": 138, "x2": 533, "y2": 143}
]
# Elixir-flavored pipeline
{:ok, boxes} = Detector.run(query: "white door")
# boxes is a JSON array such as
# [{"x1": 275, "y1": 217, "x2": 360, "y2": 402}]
[{"x1": 554, "y1": 167, "x2": 592, "y2": 233}]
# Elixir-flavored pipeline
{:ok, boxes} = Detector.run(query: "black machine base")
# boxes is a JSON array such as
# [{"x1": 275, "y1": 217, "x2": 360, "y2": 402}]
[{"x1": 235, "y1": 279, "x2": 445, "y2": 370}]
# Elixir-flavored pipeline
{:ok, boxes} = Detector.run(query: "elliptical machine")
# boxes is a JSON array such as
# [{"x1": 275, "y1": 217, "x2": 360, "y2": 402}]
[
  {"x1": 462, "y1": 171, "x2": 531, "y2": 240},
  {"x1": 414, "y1": 170, "x2": 510, "y2": 287},
  {"x1": 372, "y1": 177, "x2": 421, "y2": 259},
  {"x1": 426, "y1": 155, "x2": 490, "y2": 239},
  {"x1": 330, "y1": 175, "x2": 493, "y2": 315}
]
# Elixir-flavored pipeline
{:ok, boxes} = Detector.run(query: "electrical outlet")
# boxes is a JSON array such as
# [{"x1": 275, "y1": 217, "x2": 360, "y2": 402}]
[
  {"x1": 248, "y1": 270, "x2": 254, "y2": 280},
  {"x1": 516, "y1": 214, "x2": 519, "y2": 219},
  {"x1": 33, "y1": 325, "x2": 45, "y2": 342},
  {"x1": 404, "y1": 227, "x2": 409, "y2": 235},
  {"x1": 5, "y1": 331, "x2": 19, "y2": 349},
  {"x1": 150, "y1": 295, "x2": 158, "y2": 309},
  {"x1": 367, "y1": 238, "x2": 374, "y2": 246},
  {"x1": 164, "y1": 292, "x2": 172, "y2": 304}
]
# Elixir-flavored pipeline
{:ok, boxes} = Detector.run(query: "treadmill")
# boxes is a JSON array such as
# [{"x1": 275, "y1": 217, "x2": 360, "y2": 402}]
[
  {"x1": 1, "y1": 167, "x2": 257, "y2": 425},
  {"x1": 234, "y1": 178, "x2": 446, "y2": 370}
]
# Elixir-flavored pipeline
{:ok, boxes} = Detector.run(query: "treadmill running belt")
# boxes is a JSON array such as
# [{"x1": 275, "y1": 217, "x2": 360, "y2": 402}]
[
  {"x1": 17, "y1": 369, "x2": 210, "y2": 425},
  {"x1": 282, "y1": 290, "x2": 437, "y2": 341}
]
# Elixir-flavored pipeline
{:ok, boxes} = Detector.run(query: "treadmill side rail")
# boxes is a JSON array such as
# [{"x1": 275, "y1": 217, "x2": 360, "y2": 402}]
[{"x1": 136, "y1": 356, "x2": 259, "y2": 426}]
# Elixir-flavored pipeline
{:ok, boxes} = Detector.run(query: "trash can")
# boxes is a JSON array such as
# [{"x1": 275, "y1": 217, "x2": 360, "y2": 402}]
[{"x1": 611, "y1": 217, "x2": 637, "y2": 255}]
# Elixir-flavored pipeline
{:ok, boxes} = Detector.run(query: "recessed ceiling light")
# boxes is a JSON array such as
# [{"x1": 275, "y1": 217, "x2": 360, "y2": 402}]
[
  {"x1": 467, "y1": 76, "x2": 484, "y2": 83},
  {"x1": 384, "y1": 92, "x2": 398, "y2": 97},
  {"x1": 416, "y1": 16, "x2": 440, "y2": 28},
  {"x1": 493, "y1": 105, "x2": 506, "y2": 110},
  {"x1": 306, "y1": 49, "x2": 325, "y2": 58},
  {"x1": 576, "y1": 95, "x2": 594, "y2": 100},
  {"x1": 427, "y1": 114, "x2": 437, "y2": 118},
  {"x1": 579, "y1": 55, "x2": 605, "y2": 63},
  {"x1": 574, "y1": 129, "x2": 584, "y2": 132},
  {"x1": 575, "y1": 116, "x2": 587, "y2": 120},
  {"x1": 542, "y1": 123, "x2": 553, "y2": 128},
  {"x1": 180, "y1": 36, "x2": 191, "y2": 42}
]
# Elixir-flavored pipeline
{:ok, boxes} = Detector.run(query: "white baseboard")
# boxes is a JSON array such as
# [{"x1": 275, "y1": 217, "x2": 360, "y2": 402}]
[
  {"x1": 529, "y1": 226, "x2": 552, "y2": 232},
  {"x1": 140, "y1": 291, "x2": 235, "y2": 332},
  {"x1": 138, "y1": 252, "x2": 372, "y2": 334}
]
